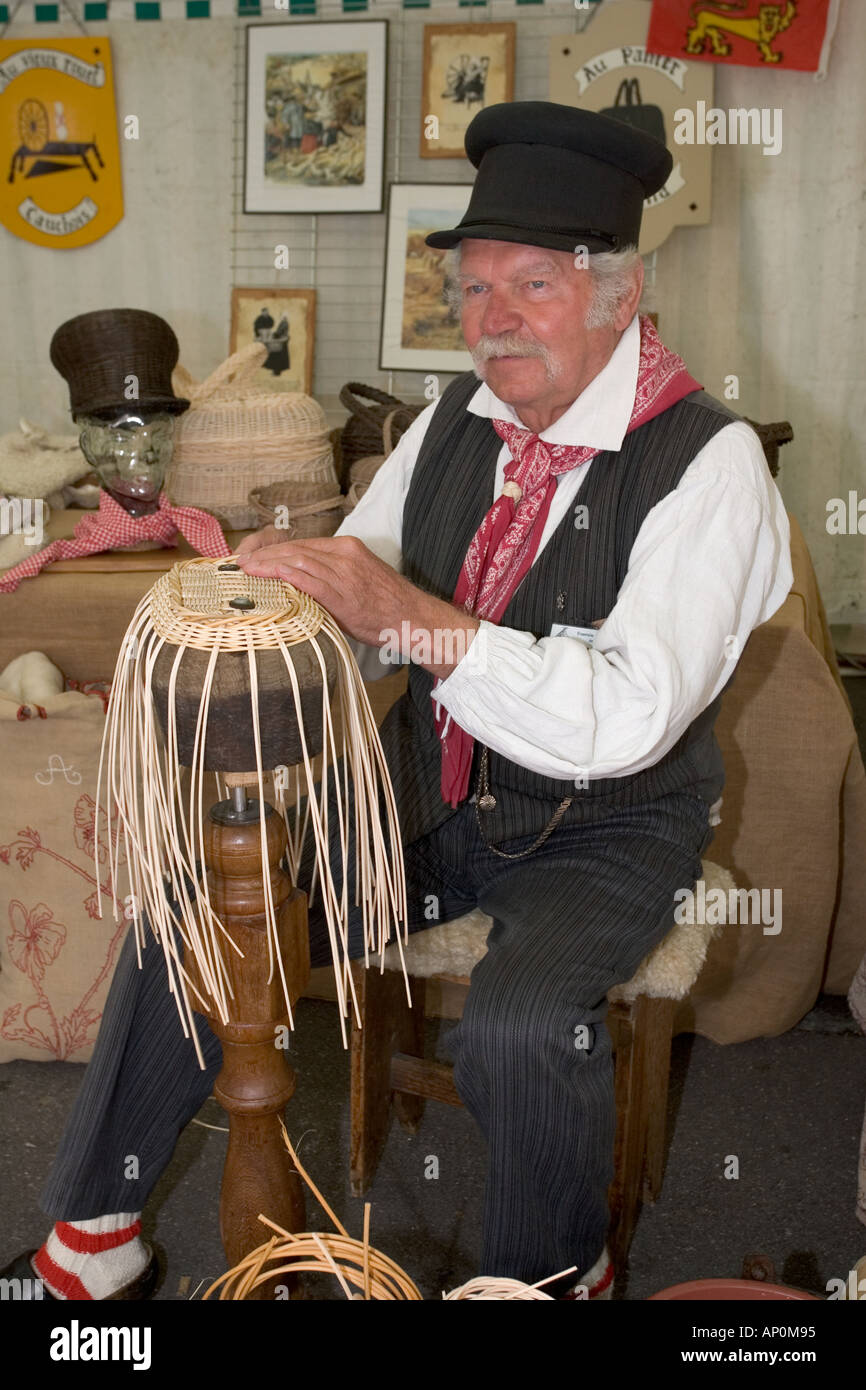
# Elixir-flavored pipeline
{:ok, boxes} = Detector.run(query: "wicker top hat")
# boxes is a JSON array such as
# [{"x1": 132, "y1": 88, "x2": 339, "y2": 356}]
[{"x1": 50, "y1": 308, "x2": 190, "y2": 421}]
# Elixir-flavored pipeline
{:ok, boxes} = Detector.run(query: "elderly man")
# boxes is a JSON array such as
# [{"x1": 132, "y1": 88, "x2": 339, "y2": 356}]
[{"x1": 5, "y1": 102, "x2": 790, "y2": 1301}]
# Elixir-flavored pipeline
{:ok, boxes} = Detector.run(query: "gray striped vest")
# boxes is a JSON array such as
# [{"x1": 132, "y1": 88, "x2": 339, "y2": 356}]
[{"x1": 376, "y1": 371, "x2": 741, "y2": 847}]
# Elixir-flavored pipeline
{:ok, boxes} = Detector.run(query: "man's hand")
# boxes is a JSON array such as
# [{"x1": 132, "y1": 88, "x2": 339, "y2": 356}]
[
  {"x1": 238, "y1": 534, "x2": 417, "y2": 646},
  {"x1": 236, "y1": 524, "x2": 282, "y2": 557},
  {"x1": 235, "y1": 532, "x2": 480, "y2": 680}
]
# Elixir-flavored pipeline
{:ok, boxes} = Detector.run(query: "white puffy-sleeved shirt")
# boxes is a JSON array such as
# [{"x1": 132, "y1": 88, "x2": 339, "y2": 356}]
[{"x1": 334, "y1": 315, "x2": 793, "y2": 806}]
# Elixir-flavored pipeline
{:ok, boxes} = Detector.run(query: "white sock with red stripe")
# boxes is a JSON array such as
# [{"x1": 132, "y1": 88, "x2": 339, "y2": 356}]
[
  {"x1": 32, "y1": 1213, "x2": 147, "y2": 1300},
  {"x1": 561, "y1": 1244, "x2": 615, "y2": 1300}
]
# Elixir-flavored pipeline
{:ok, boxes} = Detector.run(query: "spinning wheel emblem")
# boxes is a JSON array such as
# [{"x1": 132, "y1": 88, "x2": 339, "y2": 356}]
[
  {"x1": 19, "y1": 99, "x2": 50, "y2": 152},
  {"x1": 8, "y1": 98, "x2": 104, "y2": 185}
]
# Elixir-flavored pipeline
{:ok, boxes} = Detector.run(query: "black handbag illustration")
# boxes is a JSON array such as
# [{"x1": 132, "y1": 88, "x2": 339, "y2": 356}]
[{"x1": 600, "y1": 78, "x2": 667, "y2": 147}]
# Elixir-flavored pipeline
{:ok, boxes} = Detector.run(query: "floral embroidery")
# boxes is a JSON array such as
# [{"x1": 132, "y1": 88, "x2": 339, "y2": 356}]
[
  {"x1": 0, "y1": 780, "x2": 127, "y2": 1060},
  {"x1": 7, "y1": 900, "x2": 66, "y2": 984},
  {"x1": 73, "y1": 794, "x2": 102, "y2": 862}
]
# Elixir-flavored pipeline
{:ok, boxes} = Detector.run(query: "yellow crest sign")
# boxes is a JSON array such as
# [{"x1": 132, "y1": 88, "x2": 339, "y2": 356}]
[{"x1": 0, "y1": 38, "x2": 122, "y2": 248}]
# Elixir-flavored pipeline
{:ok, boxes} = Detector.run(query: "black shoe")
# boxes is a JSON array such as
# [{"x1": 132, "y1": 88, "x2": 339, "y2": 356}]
[{"x1": 0, "y1": 1246, "x2": 161, "y2": 1300}]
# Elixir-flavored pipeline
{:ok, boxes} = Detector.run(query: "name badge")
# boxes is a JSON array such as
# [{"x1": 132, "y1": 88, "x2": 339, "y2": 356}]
[{"x1": 550, "y1": 623, "x2": 597, "y2": 648}]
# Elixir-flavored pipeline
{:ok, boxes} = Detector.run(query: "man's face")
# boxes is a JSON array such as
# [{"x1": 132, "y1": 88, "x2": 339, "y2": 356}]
[{"x1": 457, "y1": 239, "x2": 623, "y2": 425}]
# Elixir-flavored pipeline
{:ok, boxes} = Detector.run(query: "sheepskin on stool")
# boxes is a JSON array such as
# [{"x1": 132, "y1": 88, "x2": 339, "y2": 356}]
[
  {"x1": 354, "y1": 860, "x2": 738, "y2": 1265},
  {"x1": 379, "y1": 860, "x2": 736, "y2": 998}
]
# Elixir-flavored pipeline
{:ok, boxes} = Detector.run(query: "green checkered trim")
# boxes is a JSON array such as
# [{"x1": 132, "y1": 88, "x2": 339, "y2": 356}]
[{"x1": 12, "y1": 0, "x2": 588, "y2": 19}]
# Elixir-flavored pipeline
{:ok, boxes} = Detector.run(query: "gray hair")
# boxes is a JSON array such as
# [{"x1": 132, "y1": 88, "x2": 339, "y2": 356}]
[{"x1": 441, "y1": 243, "x2": 642, "y2": 329}]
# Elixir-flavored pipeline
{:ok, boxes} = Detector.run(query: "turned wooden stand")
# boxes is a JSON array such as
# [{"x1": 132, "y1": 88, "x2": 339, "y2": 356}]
[{"x1": 186, "y1": 791, "x2": 310, "y2": 1298}]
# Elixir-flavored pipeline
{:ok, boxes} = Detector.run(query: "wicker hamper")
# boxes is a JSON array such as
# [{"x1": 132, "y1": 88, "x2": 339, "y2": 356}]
[
  {"x1": 342, "y1": 413, "x2": 409, "y2": 515},
  {"x1": 167, "y1": 342, "x2": 337, "y2": 530},
  {"x1": 337, "y1": 382, "x2": 423, "y2": 492},
  {"x1": 248, "y1": 478, "x2": 345, "y2": 539}
]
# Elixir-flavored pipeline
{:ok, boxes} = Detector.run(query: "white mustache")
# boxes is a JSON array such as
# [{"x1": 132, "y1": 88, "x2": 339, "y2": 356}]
[
  {"x1": 472, "y1": 334, "x2": 548, "y2": 361},
  {"x1": 471, "y1": 334, "x2": 561, "y2": 385}
]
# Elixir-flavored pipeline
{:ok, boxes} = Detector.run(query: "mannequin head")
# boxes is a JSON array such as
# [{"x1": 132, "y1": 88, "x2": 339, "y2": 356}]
[{"x1": 76, "y1": 411, "x2": 175, "y2": 516}]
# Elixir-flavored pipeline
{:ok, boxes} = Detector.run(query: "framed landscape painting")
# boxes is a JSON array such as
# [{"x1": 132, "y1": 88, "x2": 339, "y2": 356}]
[
  {"x1": 244, "y1": 21, "x2": 387, "y2": 214},
  {"x1": 380, "y1": 183, "x2": 474, "y2": 373}
]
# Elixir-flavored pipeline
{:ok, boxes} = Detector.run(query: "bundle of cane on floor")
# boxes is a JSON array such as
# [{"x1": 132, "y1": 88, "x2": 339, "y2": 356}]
[
  {"x1": 203, "y1": 1123, "x2": 423, "y2": 1301},
  {"x1": 203, "y1": 1124, "x2": 575, "y2": 1301},
  {"x1": 442, "y1": 1271, "x2": 580, "y2": 1300},
  {"x1": 94, "y1": 555, "x2": 409, "y2": 1290}
]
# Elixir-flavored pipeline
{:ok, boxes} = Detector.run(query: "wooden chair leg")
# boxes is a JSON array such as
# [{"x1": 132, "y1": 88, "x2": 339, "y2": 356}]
[
  {"x1": 641, "y1": 997, "x2": 676, "y2": 1203},
  {"x1": 607, "y1": 995, "x2": 675, "y2": 1267},
  {"x1": 393, "y1": 975, "x2": 427, "y2": 1133},
  {"x1": 608, "y1": 1001, "x2": 638, "y2": 1268},
  {"x1": 349, "y1": 964, "x2": 424, "y2": 1196}
]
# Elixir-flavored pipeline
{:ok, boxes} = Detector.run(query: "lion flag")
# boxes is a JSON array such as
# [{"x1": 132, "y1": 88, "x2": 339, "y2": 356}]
[
  {"x1": 0, "y1": 38, "x2": 123, "y2": 248},
  {"x1": 647, "y1": 1, "x2": 839, "y2": 74}
]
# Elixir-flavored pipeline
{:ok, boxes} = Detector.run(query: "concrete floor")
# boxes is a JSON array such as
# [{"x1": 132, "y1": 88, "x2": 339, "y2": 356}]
[{"x1": 1, "y1": 677, "x2": 864, "y2": 1301}]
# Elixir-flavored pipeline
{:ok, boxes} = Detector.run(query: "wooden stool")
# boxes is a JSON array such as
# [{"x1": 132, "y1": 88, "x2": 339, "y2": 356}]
[{"x1": 349, "y1": 859, "x2": 735, "y2": 1270}]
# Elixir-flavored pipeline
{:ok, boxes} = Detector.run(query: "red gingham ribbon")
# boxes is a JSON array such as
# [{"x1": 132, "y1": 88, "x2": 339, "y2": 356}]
[
  {"x1": 0, "y1": 489, "x2": 230, "y2": 595},
  {"x1": 437, "y1": 315, "x2": 702, "y2": 807}
]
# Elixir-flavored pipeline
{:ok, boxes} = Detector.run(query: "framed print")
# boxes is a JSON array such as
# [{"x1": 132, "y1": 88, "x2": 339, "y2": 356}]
[
  {"x1": 420, "y1": 23, "x2": 515, "y2": 159},
  {"x1": 244, "y1": 21, "x2": 387, "y2": 214},
  {"x1": 379, "y1": 183, "x2": 473, "y2": 373},
  {"x1": 230, "y1": 288, "x2": 316, "y2": 396}
]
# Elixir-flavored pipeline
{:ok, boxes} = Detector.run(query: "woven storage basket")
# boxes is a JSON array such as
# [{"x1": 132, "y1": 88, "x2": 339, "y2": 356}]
[
  {"x1": 343, "y1": 479, "x2": 370, "y2": 513},
  {"x1": 341, "y1": 413, "x2": 403, "y2": 513},
  {"x1": 248, "y1": 478, "x2": 345, "y2": 539},
  {"x1": 337, "y1": 383, "x2": 423, "y2": 491},
  {"x1": 167, "y1": 342, "x2": 337, "y2": 530}
]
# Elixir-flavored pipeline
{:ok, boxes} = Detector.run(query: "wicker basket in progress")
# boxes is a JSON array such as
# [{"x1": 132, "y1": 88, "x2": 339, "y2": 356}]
[{"x1": 168, "y1": 343, "x2": 337, "y2": 530}]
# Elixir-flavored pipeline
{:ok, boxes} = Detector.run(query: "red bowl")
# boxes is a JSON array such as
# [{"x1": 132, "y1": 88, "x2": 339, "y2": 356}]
[{"x1": 649, "y1": 1278, "x2": 818, "y2": 1301}]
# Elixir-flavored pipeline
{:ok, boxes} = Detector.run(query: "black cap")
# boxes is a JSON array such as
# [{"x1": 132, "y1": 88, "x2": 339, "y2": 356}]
[{"x1": 425, "y1": 101, "x2": 672, "y2": 255}]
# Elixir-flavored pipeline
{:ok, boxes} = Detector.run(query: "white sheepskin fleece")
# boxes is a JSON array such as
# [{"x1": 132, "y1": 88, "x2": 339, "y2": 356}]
[
  {"x1": 0, "y1": 419, "x2": 91, "y2": 497},
  {"x1": 381, "y1": 861, "x2": 736, "y2": 1001},
  {"x1": 0, "y1": 651, "x2": 65, "y2": 703}
]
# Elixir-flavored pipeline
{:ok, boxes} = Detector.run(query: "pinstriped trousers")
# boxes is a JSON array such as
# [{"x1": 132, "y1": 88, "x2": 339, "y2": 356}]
[{"x1": 41, "y1": 783, "x2": 713, "y2": 1285}]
